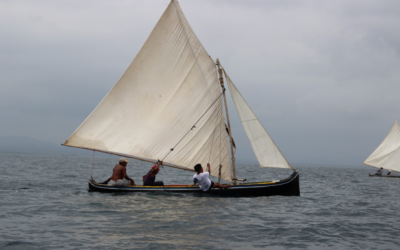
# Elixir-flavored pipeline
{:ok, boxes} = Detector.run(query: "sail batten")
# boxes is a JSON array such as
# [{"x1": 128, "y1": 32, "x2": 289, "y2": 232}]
[
  {"x1": 364, "y1": 121, "x2": 400, "y2": 172},
  {"x1": 223, "y1": 69, "x2": 293, "y2": 170},
  {"x1": 63, "y1": 0, "x2": 232, "y2": 181}
]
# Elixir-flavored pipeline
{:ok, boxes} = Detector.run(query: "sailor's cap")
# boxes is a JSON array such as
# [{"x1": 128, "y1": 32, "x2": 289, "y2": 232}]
[{"x1": 119, "y1": 158, "x2": 129, "y2": 163}]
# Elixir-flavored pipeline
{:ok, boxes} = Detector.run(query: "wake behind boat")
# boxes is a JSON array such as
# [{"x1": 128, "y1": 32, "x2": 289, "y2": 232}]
[{"x1": 62, "y1": 0, "x2": 300, "y2": 197}]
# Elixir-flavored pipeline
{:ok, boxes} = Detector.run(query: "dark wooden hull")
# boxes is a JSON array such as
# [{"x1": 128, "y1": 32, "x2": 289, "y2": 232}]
[
  {"x1": 88, "y1": 171, "x2": 300, "y2": 197},
  {"x1": 369, "y1": 173, "x2": 400, "y2": 178}
]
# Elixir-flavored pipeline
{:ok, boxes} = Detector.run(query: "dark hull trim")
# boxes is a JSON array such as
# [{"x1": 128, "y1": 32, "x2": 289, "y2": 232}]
[
  {"x1": 88, "y1": 171, "x2": 300, "y2": 197},
  {"x1": 369, "y1": 173, "x2": 400, "y2": 178}
]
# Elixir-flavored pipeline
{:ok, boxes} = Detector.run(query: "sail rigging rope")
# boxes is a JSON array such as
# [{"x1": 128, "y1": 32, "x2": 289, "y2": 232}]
[
  {"x1": 208, "y1": 101, "x2": 224, "y2": 164},
  {"x1": 219, "y1": 97, "x2": 223, "y2": 167},
  {"x1": 91, "y1": 150, "x2": 95, "y2": 179},
  {"x1": 161, "y1": 92, "x2": 223, "y2": 161},
  {"x1": 208, "y1": 112, "x2": 217, "y2": 163}
]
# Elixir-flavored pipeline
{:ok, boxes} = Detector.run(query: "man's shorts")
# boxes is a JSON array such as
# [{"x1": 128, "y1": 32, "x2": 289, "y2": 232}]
[
  {"x1": 205, "y1": 181, "x2": 215, "y2": 192},
  {"x1": 109, "y1": 179, "x2": 131, "y2": 186}
]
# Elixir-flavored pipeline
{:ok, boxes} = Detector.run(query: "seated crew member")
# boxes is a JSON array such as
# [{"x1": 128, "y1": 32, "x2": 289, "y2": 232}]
[
  {"x1": 193, "y1": 163, "x2": 231, "y2": 192},
  {"x1": 387, "y1": 170, "x2": 392, "y2": 176},
  {"x1": 101, "y1": 158, "x2": 135, "y2": 186},
  {"x1": 375, "y1": 167, "x2": 384, "y2": 176},
  {"x1": 143, "y1": 160, "x2": 164, "y2": 186}
]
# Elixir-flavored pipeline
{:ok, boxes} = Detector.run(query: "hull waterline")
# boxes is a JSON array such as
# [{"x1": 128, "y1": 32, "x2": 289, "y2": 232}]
[
  {"x1": 88, "y1": 172, "x2": 300, "y2": 197},
  {"x1": 369, "y1": 173, "x2": 400, "y2": 178}
]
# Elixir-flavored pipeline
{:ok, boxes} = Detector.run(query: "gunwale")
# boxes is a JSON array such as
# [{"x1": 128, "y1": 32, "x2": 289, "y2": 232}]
[
  {"x1": 88, "y1": 172, "x2": 300, "y2": 197},
  {"x1": 368, "y1": 173, "x2": 400, "y2": 178}
]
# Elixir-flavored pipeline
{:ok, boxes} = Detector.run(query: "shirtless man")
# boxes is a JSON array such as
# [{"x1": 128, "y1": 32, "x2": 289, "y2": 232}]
[{"x1": 101, "y1": 158, "x2": 135, "y2": 186}]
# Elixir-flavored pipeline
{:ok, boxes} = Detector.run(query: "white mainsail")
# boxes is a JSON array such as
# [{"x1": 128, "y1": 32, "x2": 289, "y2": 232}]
[
  {"x1": 363, "y1": 121, "x2": 400, "y2": 172},
  {"x1": 64, "y1": 0, "x2": 232, "y2": 181},
  {"x1": 224, "y1": 70, "x2": 293, "y2": 170}
]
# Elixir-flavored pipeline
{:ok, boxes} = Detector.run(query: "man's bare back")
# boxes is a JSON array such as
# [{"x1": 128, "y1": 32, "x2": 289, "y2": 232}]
[
  {"x1": 111, "y1": 164, "x2": 126, "y2": 181},
  {"x1": 101, "y1": 158, "x2": 135, "y2": 186}
]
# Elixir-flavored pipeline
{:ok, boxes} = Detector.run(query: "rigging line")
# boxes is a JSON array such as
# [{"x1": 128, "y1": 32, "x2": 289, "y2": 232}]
[
  {"x1": 214, "y1": 61, "x2": 224, "y2": 168},
  {"x1": 91, "y1": 150, "x2": 95, "y2": 179},
  {"x1": 218, "y1": 64, "x2": 237, "y2": 182},
  {"x1": 219, "y1": 101, "x2": 223, "y2": 166},
  {"x1": 208, "y1": 101, "x2": 220, "y2": 163},
  {"x1": 161, "y1": 92, "x2": 223, "y2": 161},
  {"x1": 220, "y1": 66, "x2": 239, "y2": 159}
]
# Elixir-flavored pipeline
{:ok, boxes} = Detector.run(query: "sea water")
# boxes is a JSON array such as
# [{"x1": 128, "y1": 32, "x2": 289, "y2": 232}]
[{"x1": 1, "y1": 153, "x2": 400, "y2": 250}]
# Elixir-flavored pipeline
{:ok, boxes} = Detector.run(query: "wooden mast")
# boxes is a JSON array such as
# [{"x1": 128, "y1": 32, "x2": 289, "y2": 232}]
[{"x1": 216, "y1": 58, "x2": 237, "y2": 184}]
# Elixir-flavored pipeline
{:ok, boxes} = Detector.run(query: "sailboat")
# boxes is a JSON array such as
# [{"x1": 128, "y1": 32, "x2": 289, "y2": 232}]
[
  {"x1": 62, "y1": 0, "x2": 300, "y2": 196},
  {"x1": 364, "y1": 121, "x2": 400, "y2": 178}
]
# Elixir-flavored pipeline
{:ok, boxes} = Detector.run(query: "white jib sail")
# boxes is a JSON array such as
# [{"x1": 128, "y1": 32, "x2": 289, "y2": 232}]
[
  {"x1": 363, "y1": 121, "x2": 400, "y2": 172},
  {"x1": 224, "y1": 69, "x2": 293, "y2": 170},
  {"x1": 64, "y1": 0, "x2": 232, "y2": 181}
]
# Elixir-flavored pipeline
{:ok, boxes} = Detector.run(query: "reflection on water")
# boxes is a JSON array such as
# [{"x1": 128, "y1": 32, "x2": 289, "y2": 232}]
[{"x1": 1, "y1": 154, "x2": 400, "y2": 249}]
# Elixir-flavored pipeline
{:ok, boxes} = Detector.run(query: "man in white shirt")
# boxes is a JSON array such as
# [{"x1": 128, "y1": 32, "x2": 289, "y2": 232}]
[
  {"x1": 375, "y1": 167, "x2": 384, "y2": 176},
  {"x1": 193, "y1": 163, "x2": 231, "y2": 192}
]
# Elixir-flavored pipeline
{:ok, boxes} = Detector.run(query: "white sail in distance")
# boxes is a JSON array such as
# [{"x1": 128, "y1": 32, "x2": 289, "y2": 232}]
[
  {"x1": 363, "y1": 121, "x2": 400, "y2": 172},
  {"x1": 224, "y1": 69, "x2": 293, "y2": 170},
  {"x1": 63, "y1": 0, "x2": 232, "y2": 181}
]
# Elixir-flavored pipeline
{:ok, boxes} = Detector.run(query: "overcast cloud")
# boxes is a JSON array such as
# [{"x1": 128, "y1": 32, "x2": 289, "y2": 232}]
[{"x1": 1, "y1": 0, "x2": 399, "y2": 166}]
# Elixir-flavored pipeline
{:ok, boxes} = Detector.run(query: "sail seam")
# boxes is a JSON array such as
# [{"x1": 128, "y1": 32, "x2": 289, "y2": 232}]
[
  {"x1": 173, "y1": 1, "x2": 214, "y2": 97},
  {"x1": 241, "y1": 119, "x2": 258, "y2": 122}
]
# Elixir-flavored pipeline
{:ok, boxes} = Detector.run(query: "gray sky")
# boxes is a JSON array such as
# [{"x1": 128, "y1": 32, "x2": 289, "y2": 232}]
[{"x1": 1, "y1": 0, "x2": 399, "y2": 166}]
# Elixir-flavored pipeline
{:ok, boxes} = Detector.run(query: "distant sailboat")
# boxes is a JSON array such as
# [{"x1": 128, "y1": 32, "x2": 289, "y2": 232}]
[
  {"x1": 62, "y1": 0, "x2": 300, "y2": 196},
  {"x1": 364, "y1": 121, "x2": 400, "y2": 178}
]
